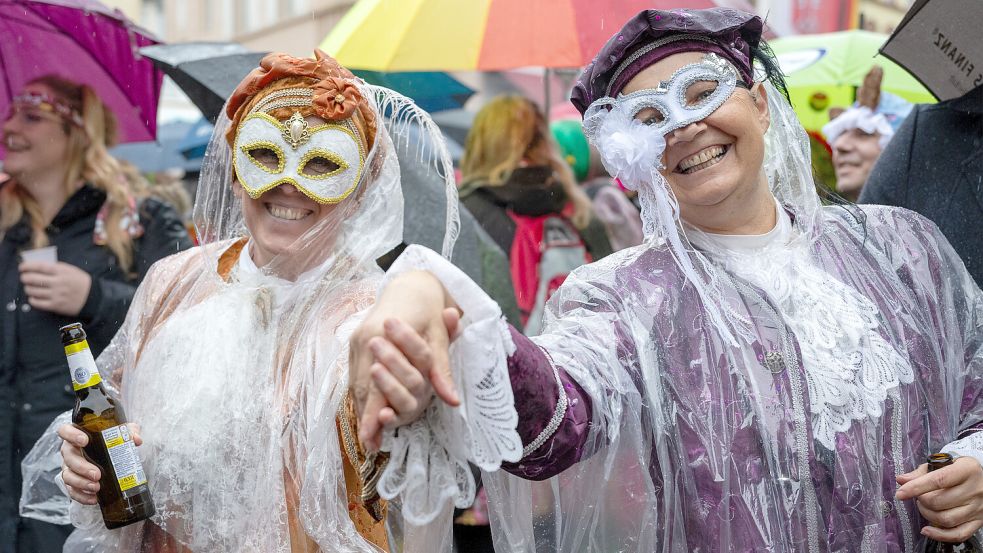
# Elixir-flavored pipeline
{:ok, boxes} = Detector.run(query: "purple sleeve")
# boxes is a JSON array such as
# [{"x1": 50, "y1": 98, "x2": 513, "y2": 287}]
[{"x1": 501, "y1": 326, "x2": 593, "y2": 481}]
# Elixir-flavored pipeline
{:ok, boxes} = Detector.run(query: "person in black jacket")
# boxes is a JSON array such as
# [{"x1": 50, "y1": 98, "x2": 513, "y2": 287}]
[
  {"x1": 859, "y1": 83, "x2": 983, "y2": 286},
  {"x1": 0, "y1": 75, "x2": 191, "y2": 553}
]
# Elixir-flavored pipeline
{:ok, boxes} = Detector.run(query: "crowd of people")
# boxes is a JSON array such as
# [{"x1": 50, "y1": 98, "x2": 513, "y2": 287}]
[{"x1": 1, "y1": 5, "x2": 982, "y2": 553}]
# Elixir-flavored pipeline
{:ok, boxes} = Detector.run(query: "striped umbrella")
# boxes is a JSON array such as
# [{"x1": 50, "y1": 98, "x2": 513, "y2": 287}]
[{"x1": 320, "y1": 0, "x2": 757, "y2": 72}]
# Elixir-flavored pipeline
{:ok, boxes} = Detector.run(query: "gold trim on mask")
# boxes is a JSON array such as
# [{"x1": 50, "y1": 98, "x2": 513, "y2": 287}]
[
  {"x1": 232, "y1": 112, "x2": 366, "y2": 205},
  {"x1": 240, "y1": 140, "x2": 287, "y2": 175},
  {"x1": 298, "y1": 149, "x2": 349, "y2": 180}
]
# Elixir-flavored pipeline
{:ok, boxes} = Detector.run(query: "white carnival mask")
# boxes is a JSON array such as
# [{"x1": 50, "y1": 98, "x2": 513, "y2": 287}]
[
  {"x1": 585, "y1": 53, "x2": 744, "y2": 140},
  {"x1": 233, "y1": 107, "x2": 366, "y2": 205},
  {"x1": 582, "y1": 53, "x2": 747, "y2": 188}
]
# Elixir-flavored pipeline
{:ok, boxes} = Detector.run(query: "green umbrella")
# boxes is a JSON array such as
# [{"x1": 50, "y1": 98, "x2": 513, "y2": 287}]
[{"x1": 769, "y1": 30, "x2": 935, "y2": 132}]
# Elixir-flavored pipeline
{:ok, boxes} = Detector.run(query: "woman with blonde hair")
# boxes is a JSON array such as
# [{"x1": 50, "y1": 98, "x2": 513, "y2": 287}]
[
  {"x1": 459, "y1": 95, "x2": 611, "y2": 335},
  {"x1": 0, "y1": 75, "x2": 190, "y2": 551}
]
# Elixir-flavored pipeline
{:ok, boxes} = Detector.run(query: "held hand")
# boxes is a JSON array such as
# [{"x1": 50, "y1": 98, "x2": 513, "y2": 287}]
[
  {"x1": 19, "y1": 261, "x2": 92, "y2": 316},
  {"x1": 369, "y1": 311, "x2": 461, "y2": 428},
  {"x1": 58, "y1": 423, "x2": 143, "y2": 505},
  {"x1": 897, "y1": 456, "x2": 983, "y2": 543},
  {"x1": 349, "y1": 270, "x2": 461, "y2": 452}
]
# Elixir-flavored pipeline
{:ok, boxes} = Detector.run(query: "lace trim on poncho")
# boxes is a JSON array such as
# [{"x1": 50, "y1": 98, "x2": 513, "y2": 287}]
[{"x1": 690, "y1": 204, "x2": 914, "y2": 450}]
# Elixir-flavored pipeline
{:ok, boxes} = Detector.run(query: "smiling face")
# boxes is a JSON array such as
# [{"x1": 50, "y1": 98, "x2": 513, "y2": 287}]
[
  {"x1": 621, "y1": 51, "x2": 773, "y2": 232},
  {"x1": 1, "y1": 82, "x2": 73, "y2": 186},
  {"x1": 831, "y1": 128, "x2": 881, "y2": 201},
  {"x1": 237, "y1": 113, "x2": 349, "y2": 268}
]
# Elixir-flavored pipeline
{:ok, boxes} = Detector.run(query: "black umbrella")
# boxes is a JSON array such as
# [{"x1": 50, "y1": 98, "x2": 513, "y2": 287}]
[
  {"x1": 879, "y1": 0, "x2": 982, "y2": 101},
  {"x1": 141, "y1": 43, "x2": 266, "y2": 123},
  {"x1": 142, "y1": 43, "x2": 480, "y2": 126},
  {"x1": 380, "y1": 123, "x2": 520, "y2": 326}
]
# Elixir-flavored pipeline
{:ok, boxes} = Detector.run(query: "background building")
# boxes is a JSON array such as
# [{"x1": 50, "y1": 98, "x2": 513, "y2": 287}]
[
  {"x1": 105, "y1": 0, "x2": 356, "y2": 56},
  {"x1": 857, "y1": 0, "x2": 909, "y2": 33},
  {"x1": 749, "y1": 0, "x2": 909, "y2": 35}
]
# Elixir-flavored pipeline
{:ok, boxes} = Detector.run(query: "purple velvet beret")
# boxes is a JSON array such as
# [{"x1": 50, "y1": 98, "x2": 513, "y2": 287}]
[{"x1": 571, "y1": 8, "x2": 763, "y2": 116}]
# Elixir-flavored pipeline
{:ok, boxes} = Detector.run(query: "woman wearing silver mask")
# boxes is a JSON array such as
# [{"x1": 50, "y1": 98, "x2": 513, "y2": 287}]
[{"x1": 348, "y1": 8, "x2": 983, "y2": 553}]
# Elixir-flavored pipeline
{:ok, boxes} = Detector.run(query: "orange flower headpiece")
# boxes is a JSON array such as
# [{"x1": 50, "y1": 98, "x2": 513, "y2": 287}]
[{"x1": 225, "y1": 49, "x2": 377, "y2": 154}]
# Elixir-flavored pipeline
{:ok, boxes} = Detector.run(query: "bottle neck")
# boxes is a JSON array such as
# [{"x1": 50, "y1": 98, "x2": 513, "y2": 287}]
[{"x1": 64, "y1": 340, "x2": 103, "y2": 391}]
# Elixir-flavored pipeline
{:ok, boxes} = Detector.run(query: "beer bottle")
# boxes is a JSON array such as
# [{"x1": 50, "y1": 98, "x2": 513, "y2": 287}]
[
  {"x1": 61, "y1": 323, "x2": 155, "y2": 529},
  {"x1": 924, "y1": 453, "x2": 981, "y2": 553}
]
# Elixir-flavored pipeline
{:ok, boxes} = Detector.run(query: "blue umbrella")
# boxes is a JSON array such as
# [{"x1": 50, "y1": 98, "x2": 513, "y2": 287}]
[
  {"x1": 142, "y1": 44, "x2": 474, "y2": 120},
  {"x1": 178, "y1": 117, "x2": 214, "y2": 160},
  {"x1": 353, "y1": 71, "x2": 474, "y2": 113},
  {"x1": 111, "y1": 121, "x2": 203, "y2": 173}
]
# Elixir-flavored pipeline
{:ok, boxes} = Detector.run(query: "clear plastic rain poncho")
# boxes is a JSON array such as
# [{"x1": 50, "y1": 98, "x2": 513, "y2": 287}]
[
  {"x1": 20, "y1": 52, "x2": 460, "y2": 552},
  {"x1": 375, "y1": 37, "x2": 983, "y2": 553}
]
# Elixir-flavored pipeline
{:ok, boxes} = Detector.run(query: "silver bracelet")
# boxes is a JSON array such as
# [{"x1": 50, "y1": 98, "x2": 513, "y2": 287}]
[{"x1": 521, "y1": 347, "x2": 570, "y2": 459}]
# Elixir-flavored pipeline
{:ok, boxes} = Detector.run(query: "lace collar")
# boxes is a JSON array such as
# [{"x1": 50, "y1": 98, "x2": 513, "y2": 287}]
[{"x1": 686, "y1": 200, "x2": 914, "y2": 451}]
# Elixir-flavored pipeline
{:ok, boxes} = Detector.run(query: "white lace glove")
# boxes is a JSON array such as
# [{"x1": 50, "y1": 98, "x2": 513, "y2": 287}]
[
  {"x1": 375, "y1": 245, "x2": 521, "y2": 525},
  {"x1": 942, "y1": 431, "x2": 983, "y2": 469}
]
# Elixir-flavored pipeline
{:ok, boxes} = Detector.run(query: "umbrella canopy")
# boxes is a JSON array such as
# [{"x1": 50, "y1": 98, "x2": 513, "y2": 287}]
[
  {"x1": 141, "y1": 44, "x2": 266, "y2": 124},
  {"x1": 143, "y1": 44, "x2": 475, "y2": 121},
  {"x1": 177, "y1": 117, "x2": 213, "y2": 160},
  {"x1": 110, "y1": 120, "x2": 203, "y2": 173},
  {"x1": 880, "y1": 0, "x2": 982, "y2": 102},
  {"x1": 770, "y1": 30, "x2": 935, "y2": 132},
  {"x1": 320, "y1": 0, "x2": 756, "y2": 72},
  {"x1": 0, "y1": 0, "x2": 163, "y2": 145},
  {"x1": 353, "y1": 70, "x2": 474, "y2": 112}
]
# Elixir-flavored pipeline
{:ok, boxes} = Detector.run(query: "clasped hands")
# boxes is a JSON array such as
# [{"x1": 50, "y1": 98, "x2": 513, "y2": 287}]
[
  {"x1": 348, "y1": 271, "x2": 462, "y2": 452},
  {"x1": 346, "y1": 274, "x2": 983, "y2": 545},
  {"x1": 56, "y1": 264, "x2": 983, "y2": 544}
]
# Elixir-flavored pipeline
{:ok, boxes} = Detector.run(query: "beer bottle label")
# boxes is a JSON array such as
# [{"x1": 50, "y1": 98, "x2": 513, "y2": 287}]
[
  {"x1": 101, "y1": 425, "x2": 149, "y2": 498},
  {"x1": 65, "y1": 340, "x2": 102, "y2": 391}
]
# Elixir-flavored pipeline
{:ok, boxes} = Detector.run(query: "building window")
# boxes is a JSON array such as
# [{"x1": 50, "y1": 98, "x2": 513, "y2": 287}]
[
  {"x1": 289, "y1": 0, "x2": 310, "y2": 15},
  {"x1": 240, "y1": 0, "x2": 280, "y2": 33},
  {"x1": 140, "y1": 0, "x2": 165, "y2": 37},
  {"x1": 219, "y1": 0, "x2": 234, "y2": 38}
]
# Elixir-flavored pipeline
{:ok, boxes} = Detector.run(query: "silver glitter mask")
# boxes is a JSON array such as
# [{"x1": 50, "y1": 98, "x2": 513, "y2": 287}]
[{"x1": 601, "y1": 53, "x2": 740, "y2": 137}]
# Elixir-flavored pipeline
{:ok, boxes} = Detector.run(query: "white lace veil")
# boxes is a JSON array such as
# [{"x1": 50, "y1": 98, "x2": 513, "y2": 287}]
[
  {"x1": 193, "y1": 80, "x2": 459, "y2": 277},
  {"x1": 20, "y1": 71, "x2": 460, "y2": 553},
  {"x1": 481, "y1": 44, "x2": 832, "y2": 553},
  {"x1": 579, "y1": 62, "x2": 821, "y2": 346}
]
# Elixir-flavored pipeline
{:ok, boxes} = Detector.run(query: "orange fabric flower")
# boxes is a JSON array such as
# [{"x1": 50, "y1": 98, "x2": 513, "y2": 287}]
[
  {"x1": 225, "y1": 49, "x2": 377, "y2": 149},
  {"x1": 312, "y1": 77, "x2": 362, "y2": 121}
]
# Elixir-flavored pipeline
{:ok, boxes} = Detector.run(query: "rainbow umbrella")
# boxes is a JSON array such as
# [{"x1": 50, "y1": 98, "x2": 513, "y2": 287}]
[
  {"x1": 769, "y1": 30, "x2": 935, "y2": 132},
  {"x1": 320, "y1": 0, "x2": 752, "y2": 72}
]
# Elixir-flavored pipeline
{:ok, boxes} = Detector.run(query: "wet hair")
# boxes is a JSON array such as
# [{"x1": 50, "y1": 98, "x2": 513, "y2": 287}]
[
  {"x1": 750, "y1": 39, "x2": 791, "y2": 106},
  {"x1": 752, "y1": 39, "x2": 868, "y2": 233},
  {"x1": 461, "y1": 95, "x2": 594, "y2": 229},
  {"x1": 0, "y1": 75, "x2": 138, "y2": 271}
]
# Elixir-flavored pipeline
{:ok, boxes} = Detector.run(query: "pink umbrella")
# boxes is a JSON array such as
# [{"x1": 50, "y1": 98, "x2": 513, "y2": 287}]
[{"x1": 0, "y1": 0, "x2": 163, "y2": 146}]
